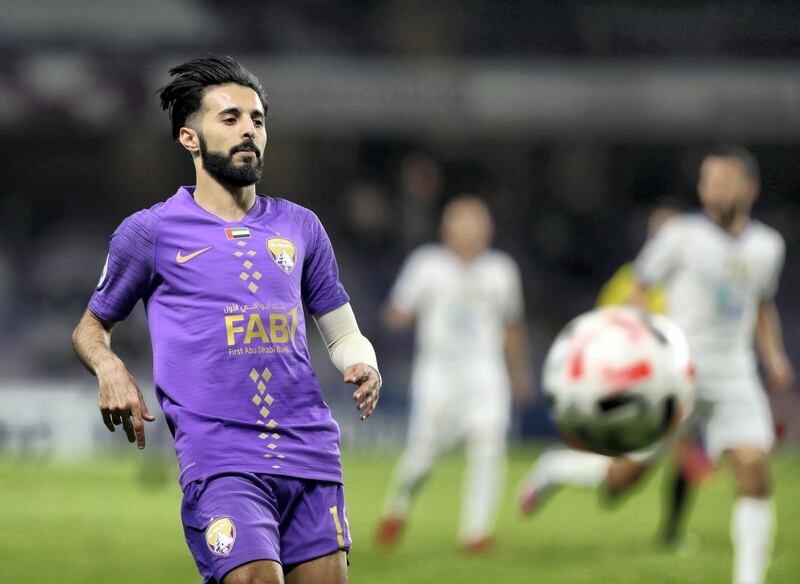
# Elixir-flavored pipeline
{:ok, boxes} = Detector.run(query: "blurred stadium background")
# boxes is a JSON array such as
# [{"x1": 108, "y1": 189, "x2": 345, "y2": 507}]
[{"x1": 1, "y1": 2, "x2": 800, "y2": 582}]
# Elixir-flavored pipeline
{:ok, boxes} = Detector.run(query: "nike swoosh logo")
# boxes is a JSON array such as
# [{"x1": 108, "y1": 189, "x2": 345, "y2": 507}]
[{"x1": 176, "y1": 246, "x2": 213, "y2": 264}]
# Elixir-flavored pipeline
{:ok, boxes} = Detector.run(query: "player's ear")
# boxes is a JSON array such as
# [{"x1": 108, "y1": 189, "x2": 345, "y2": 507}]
[
  {"x1": 746, "y1": 177, "x2": 760, "y2": 204},
  {"x1": 178, "y1": 127, "x2": 200, "y2": 154}
]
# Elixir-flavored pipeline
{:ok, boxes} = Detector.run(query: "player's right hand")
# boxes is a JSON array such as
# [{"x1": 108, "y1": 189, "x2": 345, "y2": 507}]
[{"x1": 97, "y1": 359, "x2": 156, "y2": 449}]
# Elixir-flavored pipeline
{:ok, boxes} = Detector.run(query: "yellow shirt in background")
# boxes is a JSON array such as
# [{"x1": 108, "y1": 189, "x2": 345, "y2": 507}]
[{"x1": 596, "y1": 263, "x2": 667, "y2": 315}]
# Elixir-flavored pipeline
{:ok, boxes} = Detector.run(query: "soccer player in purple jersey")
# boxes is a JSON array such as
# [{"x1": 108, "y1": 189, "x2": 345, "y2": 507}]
[{"x1": 72, "y1": 56, "x2": 381, "y2": 584}]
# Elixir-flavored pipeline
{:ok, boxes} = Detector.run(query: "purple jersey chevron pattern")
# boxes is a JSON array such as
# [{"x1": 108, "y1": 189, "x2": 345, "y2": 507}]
[{"x1": 89, "y1": 186, "x2": 350, "y2": 487}]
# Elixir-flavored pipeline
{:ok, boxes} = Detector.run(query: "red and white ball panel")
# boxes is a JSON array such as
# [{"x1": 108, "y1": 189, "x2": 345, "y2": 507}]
[{"x1": 543, "y1": 307, "x2": 695, "y2": 456}]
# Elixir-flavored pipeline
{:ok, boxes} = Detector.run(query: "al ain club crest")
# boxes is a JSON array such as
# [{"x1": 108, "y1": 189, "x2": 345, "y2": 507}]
[
  {"x1": 205, "y1": 517, "x2": 236, "y2": 556},
  {"x1": 267, "y1": 237, "x2": 296, "y2": 275}
]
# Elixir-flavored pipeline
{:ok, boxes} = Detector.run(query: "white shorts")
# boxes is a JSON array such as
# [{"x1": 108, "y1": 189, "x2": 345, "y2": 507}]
[
  {"x1": 698, "y1": 375, "x2": 775, "y2": 460},
  {"x1": 406, "y1": 358, "x2": 511, "y2": 452},
  {"x1": 626, "y1": 374, "x2": 774, "y2": 464}
]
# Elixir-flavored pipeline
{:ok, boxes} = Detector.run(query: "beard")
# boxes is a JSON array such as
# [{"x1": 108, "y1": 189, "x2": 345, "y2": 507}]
[
  {"x1": 717, "y1": 205, "x2": 738, "y2": 229},
  {"x1": 198, "y1": 134, "x2": 263, "y2": 187},
  {"x1": 707, "y1": 200, "x2": 745, "y2": 230}
]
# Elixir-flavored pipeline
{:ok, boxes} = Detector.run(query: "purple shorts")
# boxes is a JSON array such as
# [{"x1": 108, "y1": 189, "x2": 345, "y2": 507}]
[{"x1": 181, "y1": 473, "x2": 351, "y2": 583}]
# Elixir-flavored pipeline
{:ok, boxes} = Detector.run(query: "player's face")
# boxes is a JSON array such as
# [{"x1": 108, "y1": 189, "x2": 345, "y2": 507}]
[
  {"x1": 196, "y1": 84, "x2": 268, "y2": 187},
  {"x1": 698, "y1": 157, "x2": 756, "y2": 221},
  {"x1": 441, "y1": 201, "x2": 493, "y2": 259}
]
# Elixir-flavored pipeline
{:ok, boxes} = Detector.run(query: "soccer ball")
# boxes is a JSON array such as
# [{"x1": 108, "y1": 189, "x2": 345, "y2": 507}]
[{"x1": 543, "y1": 307, "x2": 695, "y2": 456}]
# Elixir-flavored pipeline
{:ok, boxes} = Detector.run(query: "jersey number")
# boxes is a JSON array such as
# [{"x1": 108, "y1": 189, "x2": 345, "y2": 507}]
[{"x1": 328, "y1": 505, "x2": 345, "y2": 548}]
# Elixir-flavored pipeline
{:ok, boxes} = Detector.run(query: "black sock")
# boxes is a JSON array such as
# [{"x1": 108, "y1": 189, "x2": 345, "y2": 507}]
[{"x1": 662, "y1": 468, "x2": 690, "y2": 543}]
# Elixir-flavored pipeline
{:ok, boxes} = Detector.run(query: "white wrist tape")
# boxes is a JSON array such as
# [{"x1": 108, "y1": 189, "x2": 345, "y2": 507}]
[{"x1": 314, "y1": 303, "x2": 379, "y2": 374}]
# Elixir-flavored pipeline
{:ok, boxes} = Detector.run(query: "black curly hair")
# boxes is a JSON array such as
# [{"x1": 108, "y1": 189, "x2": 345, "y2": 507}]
[{"x1": 158, "y1": 55, "x2": 268, "y2": 140}]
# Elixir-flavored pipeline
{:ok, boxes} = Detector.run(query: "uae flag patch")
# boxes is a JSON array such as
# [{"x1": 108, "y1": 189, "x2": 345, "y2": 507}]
[{"x1": 225, "y1": 227, "x2": 251, "y2": 240}]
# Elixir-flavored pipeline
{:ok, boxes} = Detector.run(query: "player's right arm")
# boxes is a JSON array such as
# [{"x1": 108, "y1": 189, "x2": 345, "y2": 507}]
[
  {"x1": 72, "y1": 310, "x2": 155, "y2": 448},
  {"x1": 72, "y1": 209, "x2": 159, "y2": 449},
  {"x1": 383, "y1": 304, "x2": 415, "y2": 330},
  {"x1": 628, "y1": 281, "x2": 651, "y2": 310},
  {"x1": 630, "y1": 216, "x2": 683, "y2": 308},
  {"x1": 383, "y1": 247, "x2": 428, "y2": 331}
]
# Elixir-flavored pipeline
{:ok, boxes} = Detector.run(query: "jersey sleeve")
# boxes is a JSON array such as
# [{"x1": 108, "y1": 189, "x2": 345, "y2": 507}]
[
  {"x1": 388, "y1": 248, "x2": 429, "y2": 315},
  {"x1": 761, "y1": 234, "x2": 785, "y2": 300},
  {"x1": 301, "y1": 212, "x2": 350, "y2": 316},
  {"x1": 633, "y1": 218, "x2": 683, "y2": 287},
  {"x1": 501, "y1": 256, "x2": 525, "y2": 324},
  {"x1": 88, "y1": 209, "x2": 158, "y2": 323}
]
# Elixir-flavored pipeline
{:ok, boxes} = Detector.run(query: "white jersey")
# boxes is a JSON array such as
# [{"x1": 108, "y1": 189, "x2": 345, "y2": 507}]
[
  {"x1": 634, "y1": 213, "x2": 784, "y2": 380},
  {"x1": 389, "y1": 244, "x2": 524, "y2": 364}
]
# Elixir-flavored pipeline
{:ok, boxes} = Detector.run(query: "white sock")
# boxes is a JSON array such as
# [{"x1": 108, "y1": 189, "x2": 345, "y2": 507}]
[
  {"x1": 460, "y1": 433, "x2": 506, "y2": 541},
  {"x1": 731, "y1": 497, "x2": 774, "y2": 584},
  {"x1": 525, "y1": 448, "x2": 611, "y2": 492},
  {"x1": 383, "y1": 445, "x2": 436, "y2": 518}
]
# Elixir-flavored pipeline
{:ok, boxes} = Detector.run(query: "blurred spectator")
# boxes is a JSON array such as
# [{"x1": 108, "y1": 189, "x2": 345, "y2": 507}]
[
  {"x1": 340, "y1": 179, "x2": 395, "y2": 252},
  {"x1": 396, "y1": 152, "x2": 444, "y2": 250}
]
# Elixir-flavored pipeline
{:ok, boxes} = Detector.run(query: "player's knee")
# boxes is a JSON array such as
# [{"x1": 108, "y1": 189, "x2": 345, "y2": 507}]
[
  {"x1": 401, "y1": 447, "x2": 438, "y2": 471},
  {"x1": 467, "y1": 434, "x2": 505, "y2": 465},
  {"x1": 737, "y1": 468, "x2": 771, "y2": 498},
  {"x1": 223, "y1": 560, "x2": 283, "y2": 584},
  {"x1": 606, "y1": 458, "x2": 647, "y2": 494},
  {"x1": 670, "y1": 436, "x2": 694, "y2": 467},
  {"x1": 730, "y1": 449, "x2": 771, "y2": 498}
]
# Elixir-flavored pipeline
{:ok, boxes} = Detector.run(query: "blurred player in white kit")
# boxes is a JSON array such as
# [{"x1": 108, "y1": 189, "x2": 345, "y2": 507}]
[
  {"x1": 375, "y1": 195, "x2": 531, "y2": 551},
  {"x1": 519, "y1": 147, "x2": 793, "y2": 584}
]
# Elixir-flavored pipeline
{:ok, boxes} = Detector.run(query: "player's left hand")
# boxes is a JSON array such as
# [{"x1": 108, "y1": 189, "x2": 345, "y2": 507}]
[
  {"x1": 766, "y1": 354, "x2": 795, "y2": 392},
  {"x1": 345, "y1": 363, "x2": 381, "y2": 421},
  {"x1": 511, "y1": 375, "x2": 534, "y2": 409}
]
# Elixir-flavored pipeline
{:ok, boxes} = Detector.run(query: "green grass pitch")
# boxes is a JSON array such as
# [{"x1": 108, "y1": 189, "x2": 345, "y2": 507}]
[{"x1": 2, "y1": 446, "x2": 799, "y2": 583}]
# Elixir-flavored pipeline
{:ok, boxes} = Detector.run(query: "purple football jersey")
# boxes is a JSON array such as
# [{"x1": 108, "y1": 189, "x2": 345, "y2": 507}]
[{"x1": 89, "y1": 186, "x2": 350, "y2": 487}]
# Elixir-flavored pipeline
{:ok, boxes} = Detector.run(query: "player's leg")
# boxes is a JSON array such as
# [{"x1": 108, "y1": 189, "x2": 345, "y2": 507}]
[
  {"x1": 659, "y1": 433, "x2": 711, "y2": 546},
  {"x1": 460, "y1": 420, "x2": 506, "y2": 550},
  {"x1": 375, "y1": 412, "x2": 446, "y2": 544},
  {"x1": 660, "y1": 436, "x2": 693, "y2": 546},
  {"x1": 705, "y1": 385, "x2": 775, "y2": 584},
  {"x1": 180, "y1": 474, "x2": 283, "y2": 584},
  {"x1": 459, "y1": 368, "x2": 510, "y2": 550},
  {"x1": 518, "y1": 448, "x2": 609, "y2": 513},
  {"x1": 518, "y1": 448, "x2": 610, "y2": 513},
  {"x1": 223, "y1": 561, "x2": 284, "y2": 584},
  {"x1": 284, "y1": 551, "x2": 347, "y2": 584},
  {"x1": 519, "y1": 445, "x2": 660, "y2": 515},
  {"x1": 607, "y1": 402, "x2": 710, "y2": 512},
  {"x1": 606, "y1": 456, "x2": 648, "y2": 495},
  {"x1": 728, "y1": 447, "x2": 773, "y2": 584},
  {"x1": 729, "y1": 447, "x2": 771, "y2": 498},
  {"x1": 280, "y1": 480, "x2": 351, "y2": 584},
  {"x1": 376, "y1": 362, "x2": 451, "y2": 544},
  {"x1": 518, "y1": 398, "x2": 706, "y2": 513},
  {"x1": 381, "y1": 424, "x2": 440, "y2": 518}
]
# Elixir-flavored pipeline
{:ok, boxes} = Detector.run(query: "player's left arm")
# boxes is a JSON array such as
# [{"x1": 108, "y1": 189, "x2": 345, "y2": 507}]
[
  {"x1": 502, "y1": 257, "x2": 533, "y2": 406},
  {"x1": 301, "y1": 210, "x2": 381, "y2": 419},
  {"x1": 755, "y1": 235, "x2": 793, "y2": 391},
  {"x1": 314, "y1": 303, "x2": 381, "y2": 420},
  {"x1": 505, "y1": 320, "x2": 533, "y2": 406},
  {"x1": 755, "y1": 299, "x2": 794, "y2": 391}
]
